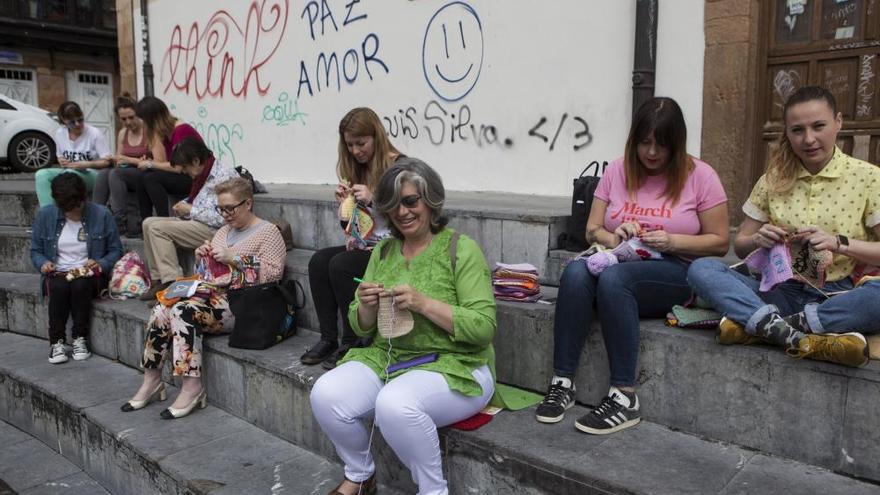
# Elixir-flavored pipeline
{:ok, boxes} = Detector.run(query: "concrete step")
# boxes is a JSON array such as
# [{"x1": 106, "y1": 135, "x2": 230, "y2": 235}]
[
  {"x1": 0, "y1": 181, "x2": 570, "y2": 285},
  {"x1": 2, "y1": 273, "x2": 880, "y2": 491},
  {"x1": 3, "y1": 320, "x2": 877, "y2": 493},
  {"x1": 0, "y1": 332, "x2": 406, "y2": 495},
  {"x1": 0, "y1": 419, "x2": 111, "y2": 494}
]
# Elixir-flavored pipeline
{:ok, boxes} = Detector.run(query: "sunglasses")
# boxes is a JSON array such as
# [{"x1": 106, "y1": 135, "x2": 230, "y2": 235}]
[
  {"x1": 64, "y1": 118, "x2": 85, "y2": 129},
  {"x1": 400, "y1": 194, "x2": 421, "y2": 208},
  {"x1": 214, "y1": 199, "x2": 248, "y2": 215}
]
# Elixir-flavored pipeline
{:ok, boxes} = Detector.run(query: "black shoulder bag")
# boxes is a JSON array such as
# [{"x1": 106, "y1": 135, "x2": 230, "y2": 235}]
[
  {"x1": 228, "y1": 279, "x2": 305, "y2": 349},
  {"x1": 557, "y1": 161, "x2": 607, "y2": 252}
]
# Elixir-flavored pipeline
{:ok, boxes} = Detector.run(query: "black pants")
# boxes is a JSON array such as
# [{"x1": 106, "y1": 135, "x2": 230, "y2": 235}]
[
  {"x1": 135, "y1": 169, "x2": 192, "y2": 218},
  {"x1": 46, "y1": 276, "x2": 100, "y2": 343},
  {"x1": 308, "y1": 246, "x2": 371, "y2": 345}
]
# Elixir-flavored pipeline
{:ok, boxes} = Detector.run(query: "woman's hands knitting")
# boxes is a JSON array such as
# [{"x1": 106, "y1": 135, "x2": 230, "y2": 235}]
[
  {"x1": 390, "y1": 284, "x2": 426, "y2": 314},
  {"x1": 641, "y1": 230, "x2": 675, "y2": 252},
  {"x1": 752, "y1": 223, "x2": 788, "y2": 249},
  {"x1": 613, "y1": 222, "x2": 641, "y2": 243},
  {"x1": 357, "y1": 282, "x2": 385, "y2": 308}
]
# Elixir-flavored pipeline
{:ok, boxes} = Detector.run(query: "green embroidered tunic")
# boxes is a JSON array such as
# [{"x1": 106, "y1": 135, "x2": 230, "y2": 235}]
[{"x1": 342, "y1": 228, "x2": 498, "y2": 401}]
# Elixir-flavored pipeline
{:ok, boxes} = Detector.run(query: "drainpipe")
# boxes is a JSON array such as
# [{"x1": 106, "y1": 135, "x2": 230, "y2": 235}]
[
  {"x1": 140, "y1": 0, "x2": 155, "y2": 96},
  {"x1": 632, "y1": 0, "x2": 658, "y2": 117}
]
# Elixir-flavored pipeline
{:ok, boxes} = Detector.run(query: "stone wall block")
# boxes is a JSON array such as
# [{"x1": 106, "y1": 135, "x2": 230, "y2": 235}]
[
  {"x1": 90, "y1": 307, "x2": 118, "y2": 360},
  {"x1": 279, "y1": 203, "x2": 319, "y2": 250},
  {"x1": 203, "y1": 351, "x2": 247, "y2": 419},
  {"x1": 448, "y1": 216, "x2": 503, "y2": 268},
  {"x1": 840, "y1": 377, "x2": 880, "y2": 480},
  {"x1": 500, "y1": 221, "x2": 550, "y2": 270}
]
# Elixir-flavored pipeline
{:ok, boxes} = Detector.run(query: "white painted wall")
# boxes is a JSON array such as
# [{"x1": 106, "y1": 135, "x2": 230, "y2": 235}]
[
  {"x1": 134, "y1": 0, "x2": 705, "y2": 196},
  {"x1": 655, "y1": 0, "x2": 705, "y2": 157}
]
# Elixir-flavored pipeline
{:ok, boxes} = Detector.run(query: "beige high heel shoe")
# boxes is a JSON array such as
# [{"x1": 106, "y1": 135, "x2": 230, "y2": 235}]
[
  {"x1": 160, "y1": 390, "x2": 207, "y2": 420},
  {"x1": 120, "y1": 383, "x2": 167, "y2": 412}
]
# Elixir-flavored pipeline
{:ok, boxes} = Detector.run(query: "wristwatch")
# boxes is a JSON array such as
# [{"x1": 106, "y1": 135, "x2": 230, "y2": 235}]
[
  {"x1": 837, "y1": 234, "x2": 849, "y2": 253},
  {"x1": 144, "y1": 160, "x2": 154, "y2": 169}
]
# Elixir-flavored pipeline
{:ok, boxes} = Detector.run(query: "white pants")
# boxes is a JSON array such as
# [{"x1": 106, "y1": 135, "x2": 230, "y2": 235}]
[{"x1": 310, "y1": 361, "x2": 494, "y2": 495}]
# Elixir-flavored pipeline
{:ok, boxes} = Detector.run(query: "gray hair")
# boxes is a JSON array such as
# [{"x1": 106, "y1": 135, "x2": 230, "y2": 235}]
[{"x1": 374, "y1": 157, "x2": 448, "y2": 239}]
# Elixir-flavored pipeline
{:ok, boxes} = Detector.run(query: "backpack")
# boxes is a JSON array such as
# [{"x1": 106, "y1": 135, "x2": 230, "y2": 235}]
[
  {"x1": 107, "y1": 251, "x2": 152, "y2": 300},
  {"x1": 557, "y1": 161, "x2": 607, "y2": 252}
]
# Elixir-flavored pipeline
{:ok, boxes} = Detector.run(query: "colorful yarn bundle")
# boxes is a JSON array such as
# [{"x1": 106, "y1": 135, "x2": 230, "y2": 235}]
[
  {"x1": 585, "y1": 238, "x2": 662, "y2": 276},
  {"x1": 492, "y1": 262, "x2": 541, "y2": 302}
]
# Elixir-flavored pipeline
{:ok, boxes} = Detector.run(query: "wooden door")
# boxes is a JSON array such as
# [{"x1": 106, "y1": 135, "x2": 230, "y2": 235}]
[{"x1": 756, "y1": 0, "x2": 880, "y2": 180}]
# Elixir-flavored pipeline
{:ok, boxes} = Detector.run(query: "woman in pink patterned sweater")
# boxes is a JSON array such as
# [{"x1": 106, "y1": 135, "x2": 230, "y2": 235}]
[{"x1": 121, "y1": 177, "x2": 286, "y2": 419}]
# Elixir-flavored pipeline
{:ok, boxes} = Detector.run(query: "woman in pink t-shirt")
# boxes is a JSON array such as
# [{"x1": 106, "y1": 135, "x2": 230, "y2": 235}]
[{"x1": 535, "y1": 97, "x2": 729, "y2": 435}]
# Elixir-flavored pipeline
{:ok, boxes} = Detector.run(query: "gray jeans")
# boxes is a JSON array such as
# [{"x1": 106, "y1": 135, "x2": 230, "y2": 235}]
[{"x1": 92, "y1": 167, "x2": 142, "y2": 234}]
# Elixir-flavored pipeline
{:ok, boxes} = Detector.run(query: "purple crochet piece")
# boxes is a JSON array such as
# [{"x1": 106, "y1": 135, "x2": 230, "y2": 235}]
[{"x1": 744, "y1": 243, "x2": 793, "y2": 292}]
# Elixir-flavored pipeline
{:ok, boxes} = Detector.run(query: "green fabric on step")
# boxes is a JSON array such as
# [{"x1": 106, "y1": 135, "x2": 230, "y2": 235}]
[
  {"x1": 669, "y1": 305, "x2": 722, "y2": 329},
  {"x1": 493, "y1": 383, "x2": 542, "y2": 410}
]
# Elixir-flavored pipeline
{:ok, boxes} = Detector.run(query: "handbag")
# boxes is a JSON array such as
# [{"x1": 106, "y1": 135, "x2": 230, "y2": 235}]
[
  {"x1": 557, "y1": 160, "x2": 607, "y2": 252},
  {"x1": 227, "y1": 279, "x2": 305, "y2": 349},
  {"x1": 107, "y1": 251, "x2": 151, "y2": 300}
]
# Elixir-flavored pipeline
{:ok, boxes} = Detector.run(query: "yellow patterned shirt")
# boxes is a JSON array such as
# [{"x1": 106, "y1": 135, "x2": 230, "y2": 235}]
[{"x1": 742, "y1": 148, "x2": 880, "y2": 282}]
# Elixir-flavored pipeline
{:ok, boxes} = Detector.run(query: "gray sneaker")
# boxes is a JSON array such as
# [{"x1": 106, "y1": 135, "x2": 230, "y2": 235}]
[
  {"x1": 72, "y1": 337, "x2": 91, "y2": 361},
  {"x1": 49, "y1": 340, "x2": 69, "y2": 364},
  {"x1": 575, "y1": 387, "x2": 641, "y2": 435},
  {"x1": 535, "y1": 376, "x2": 576, "y2": 423}
]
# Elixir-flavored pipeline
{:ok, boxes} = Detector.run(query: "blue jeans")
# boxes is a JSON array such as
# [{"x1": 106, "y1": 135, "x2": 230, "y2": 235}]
[
  {"x1": 553, "y1": 258, "x2": 691, "y2": 387},
  {"x1": 687, "y1": 258, "x2": 880, "y2": 335}
]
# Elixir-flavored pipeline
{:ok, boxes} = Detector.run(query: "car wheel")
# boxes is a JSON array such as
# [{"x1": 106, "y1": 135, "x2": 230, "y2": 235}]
[{"x1": 8, "y1": 131, "x2": 56, "y2": 173}]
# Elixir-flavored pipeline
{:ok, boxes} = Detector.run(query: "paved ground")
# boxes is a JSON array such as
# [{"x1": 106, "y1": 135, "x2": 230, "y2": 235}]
[{"x1": 0, "y1": 419, "x2": 110, "y2": 494}]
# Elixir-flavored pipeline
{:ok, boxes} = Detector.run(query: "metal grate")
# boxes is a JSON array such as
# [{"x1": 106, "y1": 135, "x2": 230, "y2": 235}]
[
  {"x1": 0, "y1": 69, "x2": 33, "y2": 81},
  {"x1": 78, "y1": 73, "x2": 109, "y2": 85}
]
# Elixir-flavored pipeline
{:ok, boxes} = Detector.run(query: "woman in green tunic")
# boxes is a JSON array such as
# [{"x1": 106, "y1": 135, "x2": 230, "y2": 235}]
[{"x1": 310, "y1": 157, "x2": 496, "y2": 495}]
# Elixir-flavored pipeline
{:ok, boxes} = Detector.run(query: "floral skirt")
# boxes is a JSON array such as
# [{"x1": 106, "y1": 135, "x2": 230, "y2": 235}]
[{"x1": 141, "y1": 293, "x2": 233, "y2": 377}]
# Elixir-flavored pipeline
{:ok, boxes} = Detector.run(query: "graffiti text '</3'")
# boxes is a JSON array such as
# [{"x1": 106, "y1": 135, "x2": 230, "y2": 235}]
[
  {"x1": 162, "y1": 1, "x2": 289, "y2": 100},
  {"x1": 262, "y1": 92, "x2": 308, "y2": 127}
]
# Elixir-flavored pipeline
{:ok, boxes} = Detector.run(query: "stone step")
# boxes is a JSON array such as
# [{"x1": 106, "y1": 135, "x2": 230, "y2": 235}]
[
  {"x1": 0, "y1": 332, "x2": 406, "y2": 495},
  {"x1": 2, "y1": 313, "x2": 877, "y2": 493},
  {"x1": 3, "y1": 259, "x2": 880, "y2": 485},
  {"x1": 0, "y1": 181, "x2": 570, "y2": 285},
  {"x1": 0, "y1": 418, "x2": 111, "y2": 494}
]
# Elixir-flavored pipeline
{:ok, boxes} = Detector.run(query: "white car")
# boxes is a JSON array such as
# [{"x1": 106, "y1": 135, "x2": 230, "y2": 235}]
[{"x1": 0, "y1": 94, "x2": 59, "y2": 172}]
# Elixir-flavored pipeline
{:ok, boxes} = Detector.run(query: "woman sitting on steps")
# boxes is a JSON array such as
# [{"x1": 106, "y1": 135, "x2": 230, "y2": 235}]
[
  {"x1": 535, "y1": 97, "x2": 730, "y2": 434},
  {"x1": 688, "y1": 86, "x2": 880, "y2": 367},
  {"x1": 122, "y1": 176, "x2": 286, "y2": 419}
]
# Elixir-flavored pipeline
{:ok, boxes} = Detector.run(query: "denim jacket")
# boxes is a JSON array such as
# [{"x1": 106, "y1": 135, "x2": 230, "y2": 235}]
[{"x1": 30, "y1": 202, "x2": 123, "y2": 295}]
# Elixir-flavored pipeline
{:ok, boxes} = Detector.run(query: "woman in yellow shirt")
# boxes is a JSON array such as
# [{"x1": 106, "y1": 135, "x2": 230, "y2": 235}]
[{"x1": 688, "y1": 86, "x2": 880, "y2": 367}]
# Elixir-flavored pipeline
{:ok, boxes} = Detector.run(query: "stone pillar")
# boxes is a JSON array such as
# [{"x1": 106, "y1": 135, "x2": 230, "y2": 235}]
[
  {"x1": 701, "y1": 0, "x2": 761, "y2": 223},
  {"x1": 116, "y1": 0, "x2": 138, "y2": 98}
]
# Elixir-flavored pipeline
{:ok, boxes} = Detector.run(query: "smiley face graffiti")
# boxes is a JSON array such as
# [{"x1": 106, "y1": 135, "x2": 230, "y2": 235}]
[{"x1": 422, "y1": 1, "x2": 484, "y2": 102}]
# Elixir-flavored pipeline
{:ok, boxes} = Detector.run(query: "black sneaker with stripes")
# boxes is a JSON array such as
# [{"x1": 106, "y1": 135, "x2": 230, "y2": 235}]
[
  {"x1": 574, "y1": 387, "x2": 640, "y2": 435},
  {"x1": 535, "y1": 376, "x2": 576, "y2": 424}
]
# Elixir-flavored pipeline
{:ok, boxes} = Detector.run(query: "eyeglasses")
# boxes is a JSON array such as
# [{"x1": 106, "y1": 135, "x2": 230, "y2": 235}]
[
  {"x1": 64, "y1": 118, "x2": 85, "y2": 129},
  {"x1": 400, "y1": 194, "x2": 421, "y2": 208},
  {"x1": 214, "y1": 199, "x2": 248, "y2": 216}
]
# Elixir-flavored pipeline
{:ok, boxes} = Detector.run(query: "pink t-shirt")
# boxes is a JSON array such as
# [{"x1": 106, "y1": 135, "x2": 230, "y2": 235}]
[{"x1": 595, "y1": 157, "x2": 727, "y2": 235}]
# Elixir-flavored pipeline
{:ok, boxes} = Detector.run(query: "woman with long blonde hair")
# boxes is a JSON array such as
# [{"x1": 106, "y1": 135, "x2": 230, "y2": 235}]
[
  {"x1": 689, "y1": 85, "x2": 880, "y2": 367},
  {"x1": 301, "y1": 107, "x2": 403, "y2": 369}
]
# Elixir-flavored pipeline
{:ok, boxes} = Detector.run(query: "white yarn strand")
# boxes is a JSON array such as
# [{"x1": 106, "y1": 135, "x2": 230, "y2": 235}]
[{"x1": 359, "y1": 293, "x2": 395, "y2": 495}]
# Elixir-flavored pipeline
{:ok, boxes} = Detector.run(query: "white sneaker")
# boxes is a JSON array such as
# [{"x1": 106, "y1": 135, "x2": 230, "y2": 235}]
[
  {"x1": 49, "y1": 340, "x2": 68, "y2": 364},
  {"x1": 72, "y1": 337, "x2": 91, "y2": 361}
]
